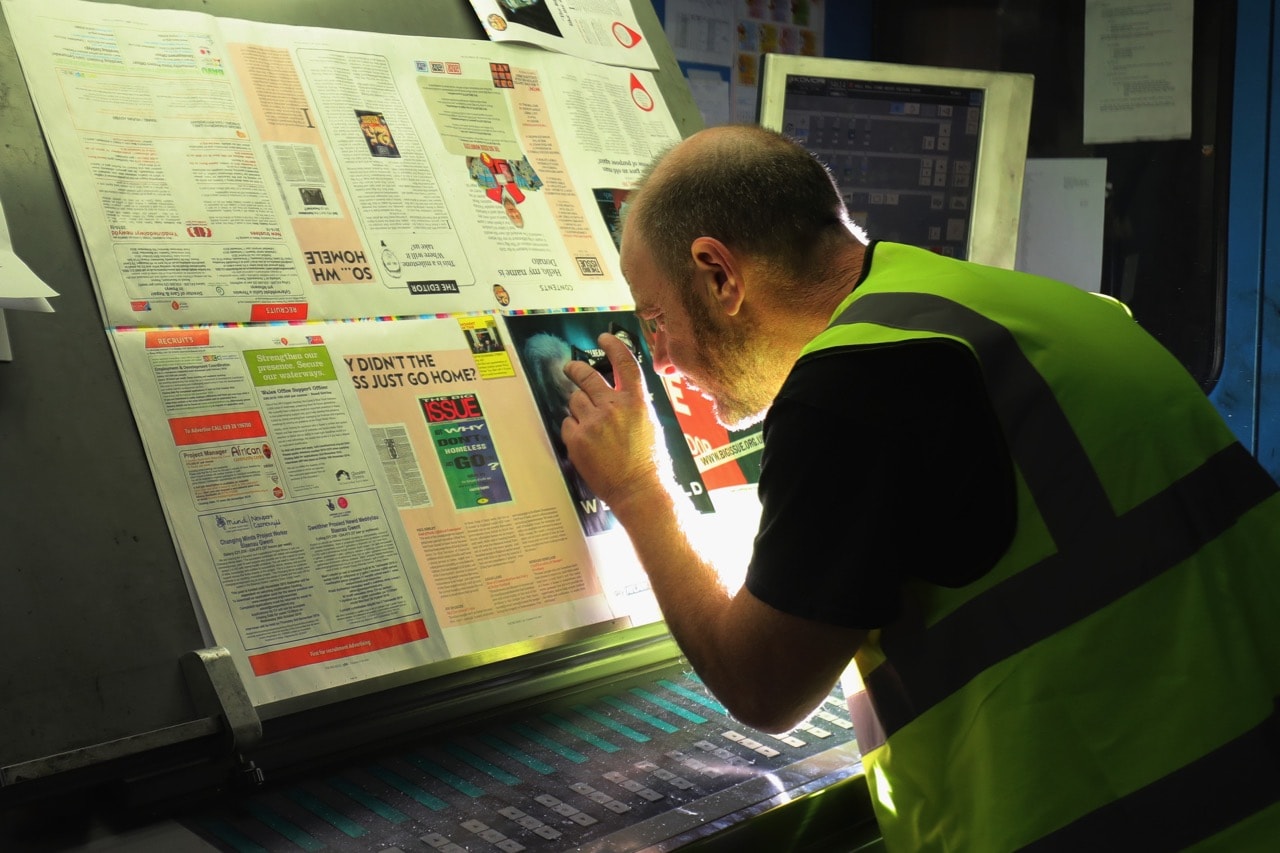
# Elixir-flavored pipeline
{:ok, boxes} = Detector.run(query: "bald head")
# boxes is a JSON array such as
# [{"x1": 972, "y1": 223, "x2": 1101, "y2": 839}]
[{"x1": 622, "y1": 125, "x2": 856, "y2": 293}]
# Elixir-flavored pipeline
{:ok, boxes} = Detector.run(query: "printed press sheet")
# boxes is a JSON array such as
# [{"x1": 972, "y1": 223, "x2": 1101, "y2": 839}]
[
  {"x1": 1, "y1": 0, "x2": 703, "y2": 705},
  {"x1": 111, "y1": 314, "x2": 676, "y2": 705},
  {"x1": 4, "y1": 0, "x2": 680, "y2": 327},
  {"x1": 468, "y1": 0, "x2": 660, "y2": 70}
]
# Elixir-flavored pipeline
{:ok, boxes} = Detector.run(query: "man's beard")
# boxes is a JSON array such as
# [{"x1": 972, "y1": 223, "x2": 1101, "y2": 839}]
[
  {"x1": 683, "y1": 302, "x2": 776, "y2": 430},
  {"x1": 711, "y1": 390, "x2": 769, "y2": 431}
]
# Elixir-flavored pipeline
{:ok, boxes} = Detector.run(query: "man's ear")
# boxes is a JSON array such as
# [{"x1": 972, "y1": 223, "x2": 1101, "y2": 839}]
[{"x1": 690, "y1": 236, "x2": 745, "y2": 317}]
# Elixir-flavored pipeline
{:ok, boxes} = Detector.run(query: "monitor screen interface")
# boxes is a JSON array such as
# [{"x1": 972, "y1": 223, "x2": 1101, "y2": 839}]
[
  {"x1": 778, "y1": 75, "x2": 984, "y2": 259},
  {"x1": 756, "y1": 56, "x2": 1032, "y2": 270}
]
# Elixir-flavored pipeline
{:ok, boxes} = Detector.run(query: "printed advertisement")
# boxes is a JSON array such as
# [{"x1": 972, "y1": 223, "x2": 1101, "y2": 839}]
[{"x1": 505, "y1": 310, "x2": 714, "y2": 537}]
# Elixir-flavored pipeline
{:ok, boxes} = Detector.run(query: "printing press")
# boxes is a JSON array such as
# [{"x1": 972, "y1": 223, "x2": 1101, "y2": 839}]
[{"x1": 0, "y1": 2, "x2": 881, "y2": 850}]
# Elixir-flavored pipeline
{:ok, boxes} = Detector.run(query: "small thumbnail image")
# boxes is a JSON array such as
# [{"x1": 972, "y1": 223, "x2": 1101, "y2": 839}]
[
  {"x1": 592, "y1": 188, "x2": 630, "y2": 250},
  {"x1": 356, "y1": 109, "x2": 400, "y2": 158},
  {"x1": 468, "y1": 153, "x2": 543, "y2": 229},
  {"x1": 299, "y1": 187, "x2": 327, "y2": 207},
  {"x1": 497, "y1": 0, "x2": 563, "y2": 39},
  {"x1": 490, "y1": 62, "x2": 514, "y2": 89},
  {"x1": 465, "y1": 318, "x2": 506, "y2": 354}
]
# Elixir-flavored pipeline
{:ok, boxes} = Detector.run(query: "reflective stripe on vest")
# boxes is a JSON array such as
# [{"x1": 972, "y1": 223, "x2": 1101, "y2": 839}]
[{"x1": 1018, "y1": 698, "x2": 1280, "y2": 851}]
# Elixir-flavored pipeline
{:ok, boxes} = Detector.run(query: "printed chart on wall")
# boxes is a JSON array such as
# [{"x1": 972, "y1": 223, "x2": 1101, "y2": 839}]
[{"x1": 663, "y1": 0, "x2": 826, "y2": 126}]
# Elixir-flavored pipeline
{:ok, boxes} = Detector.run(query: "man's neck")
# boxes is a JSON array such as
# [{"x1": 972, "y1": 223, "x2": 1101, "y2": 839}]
[{"x1": 818, "y1": 239, "x2": 868, "y2": 318}]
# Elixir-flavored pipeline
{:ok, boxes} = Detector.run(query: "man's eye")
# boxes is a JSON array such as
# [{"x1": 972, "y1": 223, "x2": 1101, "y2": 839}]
[{"x1": 639, "y1": 316, "x2": 661, "y2": 334}]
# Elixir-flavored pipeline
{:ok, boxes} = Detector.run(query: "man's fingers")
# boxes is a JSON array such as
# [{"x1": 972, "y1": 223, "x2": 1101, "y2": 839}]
[
  {"x1": 563, "y1": 358, "x2": 612, "y2": 395},
  {"x1": 561, "y1": 331, "x2": 644, "y2": 405},
  {"x1": 597, "y1": 332, "x2": 643, "y2": 390},
  {"x1": 565, "y1": 386, "x2": 595, "y2": 421}
]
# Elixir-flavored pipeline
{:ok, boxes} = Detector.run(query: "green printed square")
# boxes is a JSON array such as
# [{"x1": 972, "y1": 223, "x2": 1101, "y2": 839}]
[{"x1": 245, "y1": 346, "x2": 337, "y2": 387}]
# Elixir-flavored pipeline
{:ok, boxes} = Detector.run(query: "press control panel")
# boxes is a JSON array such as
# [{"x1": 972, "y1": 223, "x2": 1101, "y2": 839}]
[{"x1": 183, "y1": 665, "x2": 863, "y2": 852}]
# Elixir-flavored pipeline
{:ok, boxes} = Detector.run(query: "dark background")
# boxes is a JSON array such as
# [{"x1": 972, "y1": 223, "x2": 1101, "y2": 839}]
[{"x1": 867, "y1": 1, "x2": 1235, "y2": 390}]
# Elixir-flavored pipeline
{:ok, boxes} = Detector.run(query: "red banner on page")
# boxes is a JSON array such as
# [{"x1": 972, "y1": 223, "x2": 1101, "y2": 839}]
[
  {"x1": 145, "y1": 329, "x2": 211, "y2": 349},
  {"x1": 168, "y1": 411, "x2": 267, "y2": 446},
  {"x1": 250, "y1": 302, "x2": 308, "y2": 322},
  {"x1": 248, "y1": 619, "x2": 430, "y2": 675}
]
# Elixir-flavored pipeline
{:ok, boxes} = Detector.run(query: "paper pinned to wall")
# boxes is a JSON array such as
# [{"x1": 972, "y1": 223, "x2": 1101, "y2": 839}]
[
  {"x1": 1016, "y1": 158, "x2": 1108, "y2": 293},
  {"x1": 1083, "y1": 0, "x2": 1193, "y2": 144}
]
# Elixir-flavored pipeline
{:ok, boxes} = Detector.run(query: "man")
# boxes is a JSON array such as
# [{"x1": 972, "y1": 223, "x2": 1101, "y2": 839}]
[{"x1": 560, "y1": 124, "x2": 1280, "y2": 850}]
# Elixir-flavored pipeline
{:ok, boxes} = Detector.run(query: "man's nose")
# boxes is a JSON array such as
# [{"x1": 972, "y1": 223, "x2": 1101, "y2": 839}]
[{"x1": 650, "y1": 331, "x2": 678, "y2": 375}]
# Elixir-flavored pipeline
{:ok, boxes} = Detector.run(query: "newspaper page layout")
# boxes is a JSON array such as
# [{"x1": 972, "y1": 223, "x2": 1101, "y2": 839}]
[
  {"x1": 111, "y1": 314, "x2": 657, "y2": 705},
  {"x1": 0, "y1": 0, "x2": 703, "y2": 705},
  {"x1": 3, "y1": 0, "x2": 681, "y2": 327},
  {"x1": 469, "y1": 0, "x2": 659, "y2": 70}
]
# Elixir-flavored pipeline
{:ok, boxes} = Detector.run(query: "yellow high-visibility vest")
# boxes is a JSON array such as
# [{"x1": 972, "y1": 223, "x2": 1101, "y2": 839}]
[{"x1": 806, "y1": 242, "x2": 1280, "y2": 851}]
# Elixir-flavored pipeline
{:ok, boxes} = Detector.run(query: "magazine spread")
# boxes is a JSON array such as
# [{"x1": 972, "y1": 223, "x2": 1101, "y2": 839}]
[
  {"x1": 4, "y1": 0, "x2": 679, "y2": 328},
  {"x1": 3, "y1": 0, "x2": 758, "y2": 705},
  {"x1": 110, "y1": 314, "x2": 681, "y2": 704}
]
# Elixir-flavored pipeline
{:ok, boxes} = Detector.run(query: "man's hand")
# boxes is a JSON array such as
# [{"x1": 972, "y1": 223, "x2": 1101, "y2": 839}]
[
  {"x1": 561, "y1": 332, "x2": 669, "y2": 519},
  {"x1": 562, "y1": 333, "x2": 866, "y2": 733}
]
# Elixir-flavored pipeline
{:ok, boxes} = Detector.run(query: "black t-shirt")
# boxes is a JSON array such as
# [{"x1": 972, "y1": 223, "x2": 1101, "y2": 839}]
[{"x1": 744, "y1": 338, "x2": 1016, "y2": 629}]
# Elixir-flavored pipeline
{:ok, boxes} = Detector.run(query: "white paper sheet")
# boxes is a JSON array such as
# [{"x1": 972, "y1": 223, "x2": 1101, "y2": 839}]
[
  {"x1": 0, "y1": 194, "x2": 58, "y2": 313},
  {"x1": 1083, "y1": 0, "x2": 1194, "y2": 144},
  {"x1": 1016, "y1": 158, "x2": 1108, "y2": 293},
  {"x1": 4, "y1": 0, "x2": 682, "y2": 327}
]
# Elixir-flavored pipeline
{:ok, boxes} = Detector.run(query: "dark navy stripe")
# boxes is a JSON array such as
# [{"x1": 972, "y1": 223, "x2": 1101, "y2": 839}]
[
  {"x1": 864, "y1": 442, "x2": 1276, "y2": 744},
  {"x1": 1018, "y1": 698, "x2": 1280, "y2": 851},
  {"x1": 835, "y1": 291, "x2": 1114, "y2": 547}
]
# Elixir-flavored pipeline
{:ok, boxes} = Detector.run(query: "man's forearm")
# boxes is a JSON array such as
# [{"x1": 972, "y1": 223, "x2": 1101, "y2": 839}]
[{"x1": 607, "y1": 483, "x2": 740, "y2": 694}]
